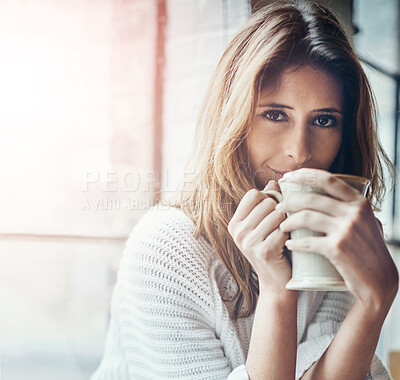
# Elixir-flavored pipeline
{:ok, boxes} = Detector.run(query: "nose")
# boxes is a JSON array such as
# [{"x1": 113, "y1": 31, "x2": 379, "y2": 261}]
[{"x1": 284, "y1": 126, "x2": 312, "y2": 165}]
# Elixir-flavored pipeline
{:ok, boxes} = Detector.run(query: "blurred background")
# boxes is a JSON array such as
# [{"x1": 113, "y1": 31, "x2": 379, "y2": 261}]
[{"x1": 0, "y1": 0, "x2": 399, "y2": 379}]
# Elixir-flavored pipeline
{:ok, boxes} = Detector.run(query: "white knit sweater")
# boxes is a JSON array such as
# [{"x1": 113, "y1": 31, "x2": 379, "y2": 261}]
[{"x1": 91, "y1": 205, "x2": 392, "y2": 380}]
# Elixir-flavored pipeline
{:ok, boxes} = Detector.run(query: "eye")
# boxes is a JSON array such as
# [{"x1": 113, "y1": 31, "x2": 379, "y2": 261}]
[
  {"x1": 261, "y1": 110, "x2": 287, "y2": 122},
  {"x1": 313, "y1": 115, "x2": 338, "y2": 128}
]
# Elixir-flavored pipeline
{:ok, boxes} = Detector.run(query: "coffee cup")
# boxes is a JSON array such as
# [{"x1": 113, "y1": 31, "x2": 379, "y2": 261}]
[{"x1": 277, "y1": 173, "x2": 370, "y2": 291}]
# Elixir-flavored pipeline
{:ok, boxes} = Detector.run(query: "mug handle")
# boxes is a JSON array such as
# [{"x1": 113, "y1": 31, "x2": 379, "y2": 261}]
[{"x1": 261, "y1": 189, "x2": 283, "y2": 204}]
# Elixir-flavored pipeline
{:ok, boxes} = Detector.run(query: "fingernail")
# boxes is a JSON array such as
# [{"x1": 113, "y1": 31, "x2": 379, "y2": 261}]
[
  {"x1": 275, "y1": 202, "x2": 282, "y2": 210},
  {"x1": 279, "y1": 221, "x2": 286, "y2": 230},
  {"x1": 285, "y1": 240, "x2": 292, "y2": 248}
]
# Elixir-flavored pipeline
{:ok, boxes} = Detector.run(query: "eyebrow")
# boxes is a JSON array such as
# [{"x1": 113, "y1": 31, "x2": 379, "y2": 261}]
[{"x1": 258, "y1": 103, "x2": 343, "y2": 114}]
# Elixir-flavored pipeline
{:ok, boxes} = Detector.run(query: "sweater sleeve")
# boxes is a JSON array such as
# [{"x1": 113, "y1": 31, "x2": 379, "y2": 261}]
[
  {"x1": 91, "y1": 209, "x2": 248, "y2": 380},
  {"x1": 296, "y1": 291, "x2": 393, "y2": 380}
]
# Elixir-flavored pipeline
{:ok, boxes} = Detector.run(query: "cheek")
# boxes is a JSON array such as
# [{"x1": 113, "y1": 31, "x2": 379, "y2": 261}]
[
  {"x1": 314, "y1": 130, "x2": 343, "y2": 167},
  {"x1": 331, "y1": 128, "x2": 343, "y2": 156},
  {"x1": 247, "y1": 126, "x2": 277, "y2": 169}
]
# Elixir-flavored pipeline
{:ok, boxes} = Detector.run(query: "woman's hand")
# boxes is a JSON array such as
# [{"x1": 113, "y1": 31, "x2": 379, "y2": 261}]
[
  {"x1": 277, "y1": 168, "x2": 399, "y2": 313},
  {"x1": 228, "y1": 180, "x2": 292, "y2": 294}
]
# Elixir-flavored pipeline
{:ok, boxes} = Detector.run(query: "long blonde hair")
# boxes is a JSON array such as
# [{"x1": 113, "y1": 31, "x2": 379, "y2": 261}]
[{"x1": 167, "y1": 0, "x2": 396, "y2": 320}]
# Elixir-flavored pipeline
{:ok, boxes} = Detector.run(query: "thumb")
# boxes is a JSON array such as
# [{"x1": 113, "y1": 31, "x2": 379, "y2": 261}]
[{"x1": 263, "y1": 180, "x2": 279, "y2": 191}]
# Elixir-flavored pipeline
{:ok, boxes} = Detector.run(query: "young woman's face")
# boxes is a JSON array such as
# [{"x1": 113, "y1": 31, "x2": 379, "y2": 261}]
[{"x1": 247, "y1": 65, "x2": 344, "y2": 190}]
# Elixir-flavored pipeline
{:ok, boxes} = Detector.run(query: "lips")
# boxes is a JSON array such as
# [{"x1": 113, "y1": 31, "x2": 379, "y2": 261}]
[{"x1": 269, "y1": 167, "x2": 289, "y2": 178}]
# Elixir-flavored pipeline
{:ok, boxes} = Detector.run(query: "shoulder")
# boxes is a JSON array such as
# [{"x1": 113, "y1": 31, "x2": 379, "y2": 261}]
[
  {"x1": 117, "y1": 205, "x2": 216, "y2": 318},
  {"x1": 128, "y1": 204, "x2": 197, "y2": 241},
  {"x1": 122, "y1": 204, "x2": 215, "y2": 283},
  {"x1": 126, "y1": 205, "x2": 212, "y2": 257}
]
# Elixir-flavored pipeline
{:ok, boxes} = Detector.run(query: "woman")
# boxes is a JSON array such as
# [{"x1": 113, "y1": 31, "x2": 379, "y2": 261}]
[{"x1": 92, "y1": 1, "x2": 398, "y2": 379}]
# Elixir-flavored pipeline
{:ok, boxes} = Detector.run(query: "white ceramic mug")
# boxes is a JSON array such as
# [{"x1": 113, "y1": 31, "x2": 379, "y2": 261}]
[{"x1": 278, "y1": 173, "x2": 370, "y2": 291}]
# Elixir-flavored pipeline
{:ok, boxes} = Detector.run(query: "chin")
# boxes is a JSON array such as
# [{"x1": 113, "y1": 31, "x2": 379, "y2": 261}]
[{"x1": 254, "y1": 176, "x2": 270, "y2": 190}]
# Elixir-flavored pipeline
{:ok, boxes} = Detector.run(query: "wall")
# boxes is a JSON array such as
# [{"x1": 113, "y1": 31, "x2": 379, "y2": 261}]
[
  {"x1": 161, "y1": 0, "x2": 250, "y2": 197},
  {"x1": 0, "y1": 0, "x2": 157, "y2": 378},
  {"x1": 0, "y1": 0, "x2": 251, "y2": 378}
]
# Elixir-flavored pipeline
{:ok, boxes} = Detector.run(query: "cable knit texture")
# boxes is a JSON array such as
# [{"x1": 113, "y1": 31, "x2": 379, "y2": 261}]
[{"x1": 91, "y1": 205, "x2": 393, "y2": 380}]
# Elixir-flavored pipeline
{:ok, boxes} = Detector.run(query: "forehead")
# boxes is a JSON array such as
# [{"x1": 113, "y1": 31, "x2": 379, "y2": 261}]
[{"x1": 259, "y1": 65, "x2": 344, "y2": 109}]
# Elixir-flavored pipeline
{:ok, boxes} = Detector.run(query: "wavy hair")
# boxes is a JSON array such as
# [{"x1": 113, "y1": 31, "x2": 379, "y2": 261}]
[{"x1": 167, "y1": 0, "x2": 396, "y2": 320}]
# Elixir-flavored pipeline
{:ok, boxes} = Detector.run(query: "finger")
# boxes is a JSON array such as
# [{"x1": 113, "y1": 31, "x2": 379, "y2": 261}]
[
  {"x1": 262, "y1": 180, "x2": 283, "y2": 203},
  {"x1": 231, "y1": 189, "x2": 268, "y2": 223},
  {"x1": 244, "y1": 196, "x2": 277, "y2": 228},
  {"x1": 276, "y1": 191, "x2": 347, "y2": 217},
  {"x1": 253, "y1": 208, "x2": 287, "y2": 240},
  {"x1": 284, "y1": 235, "x2": 327, "y2": 256},
  {"x1": 279, "y1": 210, "x2": 335, "y2": 235},
  {"x1": 264, "y1": 179, "x2": 283, "y2": 193},
  {"x1": 260, "y1": 227, "x2": 289, "y2": 254},
  {"x1": 278, "y1": 169, "x2": 360, "y2": 202},
  {"x1": 263, "y1": 180, "x2": 280, "y2": 192}
]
